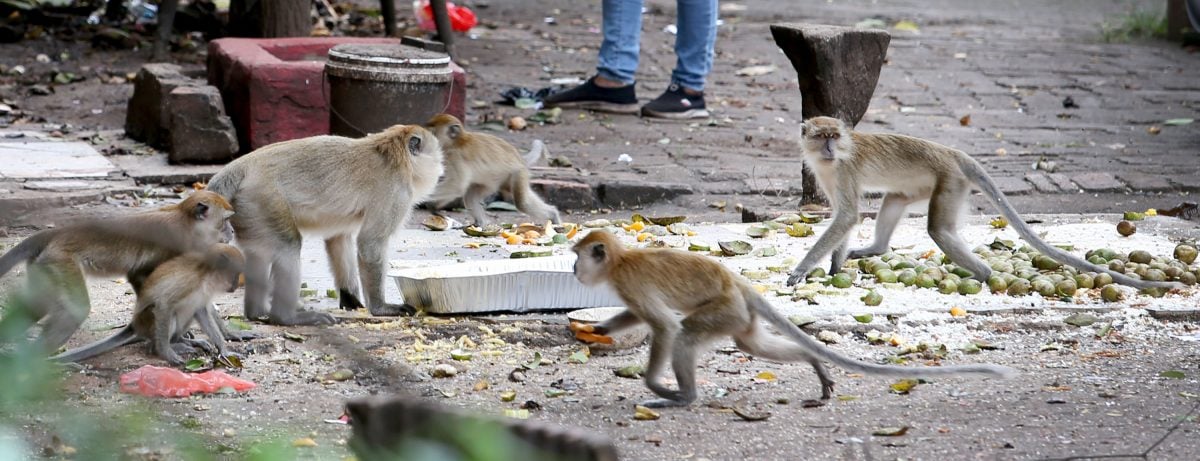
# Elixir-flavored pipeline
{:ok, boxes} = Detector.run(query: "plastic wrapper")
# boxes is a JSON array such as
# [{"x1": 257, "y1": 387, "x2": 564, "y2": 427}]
[
  {"x1": 413, "y1": 0, "x2": 478, "y2": 32},
  {"x1": 119, "y1": 365, "x2": 256, "y2": 398}
]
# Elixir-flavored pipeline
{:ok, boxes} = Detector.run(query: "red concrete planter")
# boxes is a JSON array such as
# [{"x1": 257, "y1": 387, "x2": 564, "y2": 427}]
[{"x1": 207, "y1": 37, "x2": 466, "y2": 153}]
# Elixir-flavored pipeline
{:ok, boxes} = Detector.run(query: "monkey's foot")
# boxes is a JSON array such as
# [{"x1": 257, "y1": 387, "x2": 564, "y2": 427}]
[
  {"x1": 847, "y1": 247, "x2": 886, "y2": 260},
  {"x1": 786, "y1": 272, "x2": 806, "y2": 287},
  {"x1": 639, "y1": 398, "x2": 691, "y2": 408},
  {"x1": 338, "y1": 289, "x2": 366, "y2": 311},
  {"x1": 368, "y1": 303, "x2": 418, "y2": 317},
  {"x1": 270, "y1": 310, "x2": 337, "y2": 326},
  {"x1": 174, "y1": 338, "x2": 214, "y2": 354}
]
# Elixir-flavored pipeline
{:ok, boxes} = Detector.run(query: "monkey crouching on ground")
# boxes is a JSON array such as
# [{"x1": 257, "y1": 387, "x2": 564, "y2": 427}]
[
  {"x1": 571, "y1": 231, "x2": 1015, "y2": 408},
  {"x1": 0, "y1": 191, "x2": 235, "y2": 355},
  {"x1": 423, "y1": 114, "x2": 561, "y2": 226},
  {"x1": 53, "y1": 243, "x2": 245, "y2": 365},
  {"x1": 785, "y1": 116, "x2": 1184, "y2": 293},
  {"x1": 206, "y1": 124, "x2": 444, "y2": 324}
]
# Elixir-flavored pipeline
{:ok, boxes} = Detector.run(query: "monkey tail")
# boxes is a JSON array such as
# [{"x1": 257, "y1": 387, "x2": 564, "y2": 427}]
[
  {"x1": 509, "y1": 171, "x2": 562, "y2": 224},
  {"x1": 50, "y1": 324, "x2": 143, "y2": 363},
  {"x1": 746, "y1": 288, "x2": 1017, "y2": 379},
  {"x1": 205, "y1": 165, "x2": 244, "y2": 200},
  {"x1": 0, "y1": 230, "x2": 56, "y2": 278},
  {"x1": 956, "y1": 155, "x2": 1182, "y2": 291},
  {"x1": 522, "y1": 139, "x2": 546, "y2": 167}
]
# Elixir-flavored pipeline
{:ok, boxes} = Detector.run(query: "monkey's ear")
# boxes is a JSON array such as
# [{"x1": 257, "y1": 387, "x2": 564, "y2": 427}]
[
  {"x1": 447, "y1": 124, "x2": 462, "y2": 139},
  {"x1": 193, "y1": 202, "x2": 211, "y2": 220},
  {"x1": 407, "y1": 135, "x2": 422, "y2": 155},
  {"x1": 800, "y1": 123, "x2": 808, "y2": 137},
  {"x1": 590, "y1": 243, "x2": 606, "y2": 261}
]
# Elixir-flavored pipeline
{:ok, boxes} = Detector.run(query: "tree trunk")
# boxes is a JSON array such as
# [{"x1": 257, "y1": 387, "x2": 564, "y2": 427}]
[{"x1": 260, "y1": 0, "x2": 311, "y2": 38}]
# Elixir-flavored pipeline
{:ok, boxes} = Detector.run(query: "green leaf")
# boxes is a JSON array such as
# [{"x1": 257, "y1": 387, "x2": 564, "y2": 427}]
[
  {"x1": 522, "y1": 352, "x2": 543, "y2": 370},
  {"x1": 873, "y1": 426, "x2": 909, "y2": 436},
  {"x1": 1164, "y1": 118, "x2": 1194, "y2": 126},
  {"x1": 1160, "y1": 370, "x2": 1186, "y2": 379},
  {"x1": 226, "y1": 317, "x2": 253, "y2": 331},
  {"x1": 184, "y1": 358, "x2": 209, "y2": 372}
]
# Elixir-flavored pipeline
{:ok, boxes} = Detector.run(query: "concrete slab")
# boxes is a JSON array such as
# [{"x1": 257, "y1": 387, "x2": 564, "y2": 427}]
[
  {"x1": 0, "y1": 142, "x2": 118, "y2": 179},
  {"x1": 108, "y1": 154, "x2": 223, "y2": 185}
]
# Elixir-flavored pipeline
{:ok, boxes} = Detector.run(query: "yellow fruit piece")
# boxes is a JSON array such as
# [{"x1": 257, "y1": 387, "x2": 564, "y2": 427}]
[
  {"x1": 506, "y1": 235, "x2": 521, "y2": 245},
  {"x1": 463, "y1": 242, "x2": 482, "y2": 249},
  {"x1": 633, "y1": 405, "x2": 661, "y2": 421},
  {"x1": 521, "y1": 238, "x2": 537, "y2": 245},
  {"x1": 522, "y1": 230, "x2": 541, "y2": 239},
  {"x1": 292, "y1": 437, "x2": 318, "y2": 448},
  {"x1": 500, "y1": 231, "x2": 516, "y2": 239},
  {"x1": 566, "y1": 226, "x2": 579, "y2": 239},
  {"x1": 753, "y1": 284, "x2": 769, "y2": 294},
  {"x1": 889, "y1": 336, "x2": 905, "y2": 347},
  {"x1": 686, "y1": 231, "x2": 697, "y2": 236},
  {"x1": 949, "y1": 306, "x2": 966, "y2": 317},
  {"x1": 1145, "y1": 208, "x2": 1157, "y2": 216},
  {"x1": 637, "y1": 232, "x2": 653, "y2": 242},
  {"x1": 755, "y1": 371, "x2": 777, "y2": 381},
  {"x1": 628, "y1": 221, "x2": 645, "y2": 232}
]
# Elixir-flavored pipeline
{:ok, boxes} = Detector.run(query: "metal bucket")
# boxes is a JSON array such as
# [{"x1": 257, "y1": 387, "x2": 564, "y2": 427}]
[{"x1": 325, "y1": 44, "x2": 453, "y2": 137}]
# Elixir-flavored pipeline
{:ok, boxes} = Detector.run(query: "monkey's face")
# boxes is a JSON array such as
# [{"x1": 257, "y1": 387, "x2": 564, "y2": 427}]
[
  {"x1": 188, "y1": 192, "x2": 237, "y2": 246},
  {"x1": 571, "y1": 241, "x2": 608, "y2": 286},
  {"x1": 406, "y1": 128, "x2": 447, "y2": 193},
  {"x1": 800, "y1": 118, "x2": 852, "y2": 162}
]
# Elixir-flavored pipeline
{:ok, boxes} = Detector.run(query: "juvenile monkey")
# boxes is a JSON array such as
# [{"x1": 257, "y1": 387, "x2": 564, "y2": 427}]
[
  {"x1": 0, "y1": 191, "x2": 235, "y2": 354},
  {"x1": 423, "y1": 114, "x2": 561, "y2": 226},
  {"x1": 206, "y1": 124, "x2": 444, "y2": 323},
  {"x1": 786, "y1": 117, "x2": 1184, "y2": 291},
  {"x1": 53, "y1": 243, "x2": 245, "y2": 365},
  {"x1": 571, "y1": 231, "x2": 1015, "y2": 408}
]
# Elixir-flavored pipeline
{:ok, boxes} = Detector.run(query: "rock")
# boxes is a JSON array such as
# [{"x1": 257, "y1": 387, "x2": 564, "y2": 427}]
[
  {"x1": 431, "y1": 364, "x2": 458, "y2": 378},
  {"x1": 29, "y1": 84, "x2": 52, "y2": 96},
  {"x1": 816, "y1": 330, "x2": 841, "y2": 344},
  {"x1": 125, "y1": 64, "x2": 191, "y2": 149},
  {"x1": 167, "y1": 86, "x2": 239, "y2": 164},
  {"x1": 769, "y1": 24, "x2": 890, "y2": 127}
]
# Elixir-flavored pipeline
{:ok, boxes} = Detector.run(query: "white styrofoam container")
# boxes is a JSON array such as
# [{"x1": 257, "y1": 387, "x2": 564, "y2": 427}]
[{"x1": 388, "y1": 256, "x2": 626, "y2": 314}]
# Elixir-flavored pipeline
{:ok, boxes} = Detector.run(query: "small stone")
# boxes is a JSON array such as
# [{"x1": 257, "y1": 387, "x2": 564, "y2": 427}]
[
  {"x1": 508, "y1": 116, "x2": 527, "y2": 131},
  {"x1": 431, "y1": 364, "x2": 458, "y2": 378},
  {"x1": 816, "y1": 330, "x2": 841, "y2": 344}
]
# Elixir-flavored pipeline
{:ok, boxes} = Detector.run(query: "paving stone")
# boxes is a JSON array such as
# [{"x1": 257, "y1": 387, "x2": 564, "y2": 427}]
[
  {"x1": 1046, "y1": 173, "x2": 1078, "y2": 191},
  {"x1": 992, "y1": 176, "x2": 1034, "y2": 195},
  {"x1": 1070, "y1": 172, "x2": 1126, "y2": 192},
  {"x1": 108, "y1": 154, "x2": 222, "y2": 185},
  {"x1": 1024, "y1": 172, "x2": 1060, "y2": 193},
  {"x1": 1113, "y1": 172, "x2": 1174, "y2": 192},
  {"x1": 0, "y1": 142, "x2": 118, "y2": 179},
  {"x1": 1166, "y1": 175, "x2": 1200, "y2": 192},
  {"x1": 23, "y1": 180, "x2": 109, "y2": 192}
]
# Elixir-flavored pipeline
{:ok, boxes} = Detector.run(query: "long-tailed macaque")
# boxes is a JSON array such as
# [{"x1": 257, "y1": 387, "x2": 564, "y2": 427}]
[
  {"x1": 786, "y1": 116, "x2": 1184, "y2": 292},
  {"x1": 52, "y1": 243, "x2": 245, "y2": 365},
  {"x1": 0, "y1": 191, "x2": 234, "y2": 354},
  {"x1": 423, "y1": 114, "x2": 561, "y2": 226},
  {"x1": 206, "y1": 124, "x2": 444, "y2": 323},
  {"x1": 571, "y1": 231, "x2": 1015, "y2": 408}
]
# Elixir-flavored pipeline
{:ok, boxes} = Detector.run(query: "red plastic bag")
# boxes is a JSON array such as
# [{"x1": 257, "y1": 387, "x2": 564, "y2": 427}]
[
  {"x1": 413, "y1": 0, "x2": 478, "y2": 33},
  {"x1": 119, "y1": 365, "x2": 256, "y2": 398}
]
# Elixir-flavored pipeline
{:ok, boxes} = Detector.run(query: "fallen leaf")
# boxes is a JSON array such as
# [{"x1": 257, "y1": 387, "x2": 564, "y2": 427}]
[
  {"x1": 890, "y1": 379, "x2": 919, "y2": 394},
  {"x1": 1063, "y1": 313, "x2": 1098, "y2": 327},
  {"x1": 522, "y1": 352, "x2": 543, "y2": 370},
  {"x1": 755, "y1": 371, "x2": 777, "y2": 381},
  {"x1": 500, "y1": 390, "x2": 517, "y2": 402},
  {"x1": 1160, "y1": 370, "x2": 1186, "y2": 379},
  {"x1": 892, "y1": 20, "x2": 920, "y2": 32},
  {"x1": 732, "y1": 407, "x2": 772, "y2": 421},
  {"x1": 873, "y1": 426, "x2": 909, "y2": 437},
  {"x1": 568, "y1": 347, "x2": 591, "y2": 364},
  {"x1": 284, "y1": 332, "x2": 306, "y2": 343}
]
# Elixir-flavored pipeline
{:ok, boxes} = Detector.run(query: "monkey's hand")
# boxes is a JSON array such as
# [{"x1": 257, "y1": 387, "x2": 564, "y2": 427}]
[
  {"x1": 368, "y1": 303, "x2": 418, "y2": 317},
  {"x1": 223, "y1": 330, "x2": 259, "y2": 342},
  {"x1": 569, "y1": 322, "x2": 614, "y2": 345}
]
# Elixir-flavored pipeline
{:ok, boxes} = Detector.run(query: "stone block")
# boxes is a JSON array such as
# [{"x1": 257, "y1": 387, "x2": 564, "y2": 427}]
[
  {"x1": 1046, "y1": 173, "x2": 1077, "y2": 191},
  {"x1": 530, "y1": 179, "x2": 595, "y2": 211},
  {"x1": 769, "y1": 24, "x2": 891, "y2": 126},
  {"x1": 125, "y1": 63, "x2": 190, "y2": 148},
  {"x1": 1023, "y1": 172, "x2": 1060, "y2": 193},
  {"x1": 598, "y1": 181, "x2": 693, "y2": 208},
  {"x1": 207, "y1": 37, "x2": 467, "y2": 153},
  {"x1": 168, "y1": 86, "x2": 239, "y2": 164},
  {"x1": 1070, "y1": 172, "x2": 1126, "y2": 193},
  {"x1": 1114, "y1": 172, "x2": 1173, "y2": 192}
]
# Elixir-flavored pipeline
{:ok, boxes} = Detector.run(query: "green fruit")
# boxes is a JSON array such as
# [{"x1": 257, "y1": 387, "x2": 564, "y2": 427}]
[
  {"x1": 897, "y1": 269, "x2": 918, "y2": 286},
  {"x1": 938, "y1": 279, "x2": 958, "y2": 295},
  {"x1": 1086, "y1": 255, "x2": 1107, "y2": 265},
  {"x1": 1141, "y1": 287, "x2": 1169, "y2": 298},
  {"x1": 806, "y1": 268, "x2": 827, "y2": 280},
  {"x1": 1128, "y1": 250, "x2": 1152, "y2": 264},
  {"x1": 1117, "y1": 221, "x2": 1136, "y2": 237},
  {"x1": 959, "y1": 279, "x2": 983, "y2": 295},
  {"x1": 944, "y1": 273, "x2": 962, "y2": 284},
  {"x1": 1007, "y1": 279, "x2": 1032, "y2": 296},
  {"x1": 1017, "y1": 269, "x2": 1039, "y2": 280},
  {"x1": 1032, "y1": 279, "x2": 1057, "y2": 297},
  {"x1": 1143, "y1": 269, "x2": 1167, "y2": 282},
  {"x1": 881, "y1": 252, "x2": 899, "y2": 262},
  {"x1": 949, "y1": 266, "x2": 975, "y2": 278},
  {"x1": 1175, "y1": 244, "x2": 1198, "y2": 265},
  {"x1": 1047, "y1": 274, "x2": 1065, "y2": 284},
  {"x1": 1094, "y1": 272, "x2": 1114, "y2": 288},
  {"x1": 874, "y1": 268, "x2": 898, "y2": 283},
  {"x1": 891, "y1": 258, "x2": 916, "y2": 270},
  {"x1": 861, "y1": 290, "x2": 883, "y2": 306},
  {"x1": 1164, "y1": 266, "x2": 1184, "y2": 280},
  {"x1": 1033, "y1": 255, "x2": 1061, "y2": 271},
  {"x1": 922, "y1": 267, "x2": 945, "y2": 282},
  {"x1": 1073, "y1": 273, "x2": 1095, "y2": 290},
  {"x1": 1055, "y1": 279, "x2": 1078, "y2": 297},
  {"x1": 987, "y1": 275, "x2": 1008, "y2": 293},
  {"x1": 915, "y1": 273, "x2": 937, "y2": 289},
  {"x1": 1107, "y1": 260, "x2": 1126, "y2": 273},
  {"x1": 831, "y1": 273, "x2": 854, "y2": 289},
  {"x1": 1180, "y1": 272, "x2": 1197, "y2": 285},
  {"x1": 1123, "y1": 211, "x2": 1146, "y2": 221},
  {"x1": 1100, "y1": 285, "x2": 1123, "y2": 302},
  {"x1": 990, "y1": 260, "x2": 1015, "y2": 273}
]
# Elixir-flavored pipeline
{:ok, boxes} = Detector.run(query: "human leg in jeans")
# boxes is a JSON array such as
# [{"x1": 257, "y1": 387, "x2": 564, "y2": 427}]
[
  {"x1": 542, "y1": 0, "x2": 642, "y2": 113},
  {"x1": 642, "y1": 0, "x2": 717, "y2": 119}
]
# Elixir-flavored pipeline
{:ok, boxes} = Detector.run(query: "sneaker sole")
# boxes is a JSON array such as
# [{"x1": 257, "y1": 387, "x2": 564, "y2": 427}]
[
  {"x1": 640, "y1": 108, "x2": 711, "y2": 120},
  {"x1": 548, "y1": 101, "x2": 641, "y2": 114}
]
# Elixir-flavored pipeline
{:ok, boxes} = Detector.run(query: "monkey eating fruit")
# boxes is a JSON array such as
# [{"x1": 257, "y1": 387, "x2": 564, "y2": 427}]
[
  {"x1": 786, "y1": 116, "x2": 1184, "y2": 293},
  {"x1": 0, "y1": 191, "x2": 235, "y2": 355},
  {"x1": 572, "y1": 231, "x2": 1015, "y2": 408},
  {"x1": 53, "y1": 243, "x2": 246, "y2": 365},
  {"x1": 206, "y1": 124, "x2": 444, "y2": 323},
  {"x1": 423, "y1": 114, "x2": 561, "y2": 226}
]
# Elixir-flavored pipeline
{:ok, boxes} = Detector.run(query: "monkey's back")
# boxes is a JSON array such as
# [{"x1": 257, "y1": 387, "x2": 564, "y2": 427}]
[{"x1": 611, "y1": 248, "x2": 745, "y2": 317}]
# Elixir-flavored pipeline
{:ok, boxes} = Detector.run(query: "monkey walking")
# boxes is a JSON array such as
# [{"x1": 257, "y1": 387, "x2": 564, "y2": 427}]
[
  {"x1": 0, "y1": 191, "x2": 235, "y2": 355},
  {"x1": 53, "y1": 244, "x2": 245, "y2": 365},
  {"x1": 571, "y1": 231, "x2": 1015, "y2": 408},
  {"x1": 785, "y1": 116, "x2": 1184, "y2": 292},
  {"x1": 423, "y1": 114, "x2": 561, "y2": 226},
  {"x1": 206, "y1": 124, "x2": 444, "y2": 323}
]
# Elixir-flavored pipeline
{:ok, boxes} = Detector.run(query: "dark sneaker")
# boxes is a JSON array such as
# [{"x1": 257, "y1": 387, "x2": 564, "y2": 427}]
[
  {"x1": 640, "y1": 83, "x2": 709, "y2": 119},
  {"x1": 541, "y1": 77, "x2": 639, "y2": 114}
]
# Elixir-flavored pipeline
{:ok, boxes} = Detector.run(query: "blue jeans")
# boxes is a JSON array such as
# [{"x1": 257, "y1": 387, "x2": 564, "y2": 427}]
[{"x1": 596, "y1": 0, "x2": 718, "y2": 91}]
